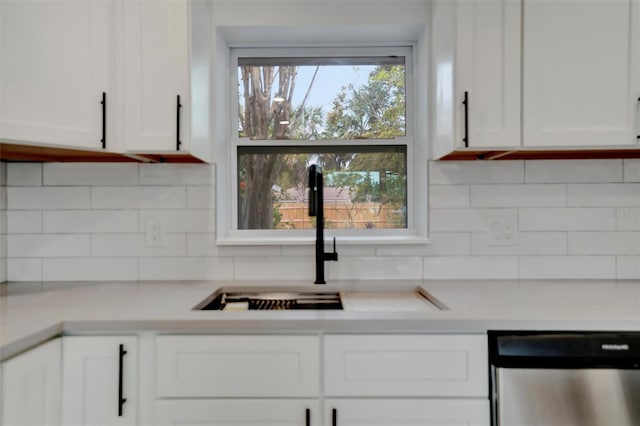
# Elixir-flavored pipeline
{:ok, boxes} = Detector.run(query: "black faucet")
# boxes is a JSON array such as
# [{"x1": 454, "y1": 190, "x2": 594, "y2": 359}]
[{"x1": 308, "y1": 165, "x2": 338, "y2": 284}]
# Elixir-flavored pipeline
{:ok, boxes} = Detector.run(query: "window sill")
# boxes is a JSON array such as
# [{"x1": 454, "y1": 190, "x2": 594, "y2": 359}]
[{"x1": 216, "y1": 232, "x2": 431, "y2": 246}]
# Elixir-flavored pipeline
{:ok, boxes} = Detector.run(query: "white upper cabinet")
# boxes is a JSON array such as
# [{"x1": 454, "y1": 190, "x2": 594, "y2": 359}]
[
  {"x1": 456, "y1": 0, "x2": 521, "y2": 149},
  {"x1": 121, "y1": 0, "x2": 191, "y2": 154},
  {"x1": 0, "y1": 0, "x2": 113, "y2": 151},
  {"x1": 523, "y1": 0, "x2": 640, "y2": 147}
]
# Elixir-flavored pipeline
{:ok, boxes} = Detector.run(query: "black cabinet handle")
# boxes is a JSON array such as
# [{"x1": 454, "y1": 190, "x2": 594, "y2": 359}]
[
  {"x1": 176, "y1": 95, "x2": 182, "y2": 151},
  {"x1": 118, "y1": 344, "x2": 127, "y2": 417},
  {"x1": 462, "y1": 91, "x2": 469, "y2": 147},
  {"x1": 637, "y1": 97, "x2": 639, "y2": 140},
  {"x1": 332, "y1": 408, "x2": 337, "y2": 426},
  {"x1": 305, "y1": 408, "x2": 311, "y2": 426},
  {"x1": 101, "y1": 92, "x2": 107, "y2": 149}
]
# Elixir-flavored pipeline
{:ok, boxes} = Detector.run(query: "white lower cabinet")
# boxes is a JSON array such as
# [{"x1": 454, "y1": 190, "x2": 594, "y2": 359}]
[
  {"x1": 324, "y1": 334, "x2": 489, "y2": 426},
  {"x1": 153, "y1": 334, "x2": 490, "y2": 426},
  {"x1": 154, "y1": 400, "x2": 320, "y2": 426},
  {"x1": 62, "y1": 336, "x2": 137, "y2": 426},
  {"x1": 155, "y1": 335, "x2": 320, "y2": 398},
  {"x1": 1, "y1": 338, "x2": 62, "y2": 426},
  {"x1": 326, "y1": 399, "x2": 489, "y2": 426}
]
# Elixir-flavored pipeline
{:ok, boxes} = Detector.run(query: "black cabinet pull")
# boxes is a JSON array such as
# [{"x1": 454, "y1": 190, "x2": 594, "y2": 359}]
[
  {"x1": 176, "y1": 95, "x2": 182, "y2": 151},
  {"x1": 332, "y1": 408, "x2": 337, "y2": 426},
  {"x1": 462, "y1": 91, "x2": 469, "y2": 147},
  {"x1": 118, "y1": 344, "x2": 127, "y2": 417},
  {"x1": 305, "y1": 408, "x2": 311, "y2": 426},
  {"x1": 637, "y1": 97, "x2": 639, "y2": 140},
  {"x1": 101, "y1": 92, "x2": 107, "y2": 149}
]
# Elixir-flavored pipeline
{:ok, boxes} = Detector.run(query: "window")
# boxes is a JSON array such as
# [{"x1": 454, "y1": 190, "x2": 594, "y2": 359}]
[{"x1": 220, "y1": 46, "x2": 426, "y2": 244}]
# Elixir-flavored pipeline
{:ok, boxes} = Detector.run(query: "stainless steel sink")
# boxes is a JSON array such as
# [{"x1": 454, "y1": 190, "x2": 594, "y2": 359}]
[
  {"x1": 194, "y1": 286, "x2": 446, "y2": 312},
  {"x1": 194, "y1": 287, "x2": 343, "y2": 311}
]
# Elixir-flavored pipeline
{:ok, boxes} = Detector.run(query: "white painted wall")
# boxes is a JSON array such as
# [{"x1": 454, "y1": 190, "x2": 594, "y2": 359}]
[{"x1": 4, "y1": 160, "x2": 640, "y2": 282}]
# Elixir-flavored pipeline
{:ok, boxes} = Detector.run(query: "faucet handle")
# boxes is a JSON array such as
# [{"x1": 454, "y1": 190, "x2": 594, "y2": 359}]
[{"x1": 325, "y1": 237, "x2": 338, "y2": 262}]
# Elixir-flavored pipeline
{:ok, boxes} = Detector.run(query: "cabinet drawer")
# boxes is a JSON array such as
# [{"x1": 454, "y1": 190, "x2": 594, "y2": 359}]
[
  {"x1": 325, "y1": 399, "x2": 489, "y2": 426},
  {"x1": 156, "y1": 335, "x2": 320, "y2": 397},
  {"x1": 324, "y1": 334, "x2": 488, "y2": 397},
  {"x1": 154, "y1": 399, "x2": 320, "y2": 426}
]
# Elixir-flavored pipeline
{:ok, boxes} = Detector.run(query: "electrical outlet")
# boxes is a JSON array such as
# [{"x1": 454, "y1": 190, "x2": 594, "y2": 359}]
[
  {"x1": 487, "y1": 216, "x2": 518, "y2": 246},
  {"x1": 145, "y1": 218, "x2": 164, "y2": 247}
]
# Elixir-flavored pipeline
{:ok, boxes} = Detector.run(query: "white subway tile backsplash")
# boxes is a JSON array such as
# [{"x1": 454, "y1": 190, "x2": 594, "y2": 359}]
[
  {"x1": 233, "y1": 256, "x2": 315, "y2": 280},
  {"x1": 377, "y1": 233, "x2": 471, "y2": 256},
  {"x1": 430, "y1": 208, "x2": 518, "y2": 232},
  {"x1": 7, "y1": 163, "x2": 42, "y2": 186},
  {"x1": 92, "y1": 234, "x2": 187, "y2": 257},
  {"x1": 139, "y1": 257, "x2": 233, "y2": 280},
  {"x1": 3, "y1": 159, "x2": 639, "y2": 282},
  {"x1": 7, "y1": 187, "x2": 91, "y2": 210},
  {"x1": 519, "y1": 256, "x2": 616, "y2": 279},
  {"x1": 8, "y1": 234, "x2": 90, "y2": 257},
  {"x1": 624, "y1": 160, "x2": 640, "y2": 182},
  {"x1": 471, "y1": 232, "x2": 567, "y2": 256},
  {"x1": 43, "y1": 163, "x2": 139, "y2": 186},
  {"x1": 140, "y1": 164, "x2": 214, "y2": 185},
  {"x1": 329, "y1": 256, "x2": 423, "y2": 280},
  {"x1": 43, "y1": 210, "x2": 138, "y2": 233},
  {"x1": 615, "y1": 207, "x2": 640, "y2": 230},
  {"x1": 8, "y1": 258, "x2": 43, "y2": 281},
  {"x1": 526, "y1": 160, "x2": 622, "y2": 183},
  {"x1": 7, "y1": 211, "x2": 42, "y2": 234},
  {"x1": 520, "y1": 208, "x2": 616, "y2": 231},
  {"x1": 188, "y1": 233, "x2": 284, "y2": 257},
  {"x1": 423, "y1": 256, "x2": 519, "y2": 279},
  {"x1": 429, "y1": 161, "x2": 524, "y2": 185},
  {"x1": 617, "y1": 256, "x2": 640, "y2": 279},
  {"x1": 187, "y1": 186, "x2": 216, "y2": 209},
  {"x1": 0, "y1": 162, "x2": 6, "y2": 186},
  {"x1": 568, "y1": 232, "x2": 640, "y2": 255},
  {"x1": 92, "y1": 186, "x2": 187, "y2": 209},
  {"x1": 139, "y1": 210, "x2": 214, "y2": 233},
  {"x1": 429, "y1": 185, "x2": 469, "y2": 208},
  {"x1": 43, "y1": 258, "x2": 138, "y2": 281},
  {"x1": 0, "y1": 210, "x2": 6, "y2": 235},
  {"x1": 470, "y1": 184, "x2": 566, "y2": 207},
  {"x1": 568, "y1": 183, "x2": 640, "y2": 207}
]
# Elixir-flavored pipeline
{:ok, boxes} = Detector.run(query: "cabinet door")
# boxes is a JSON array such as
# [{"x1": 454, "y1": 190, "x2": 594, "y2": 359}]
[
  {"x1": 62, "y1": 336, "x2": 137, "y2": 426},
  {"x1": 154, "y1": 400, "x2": 320, "y2": 426},
  {"x1": 122, "y1": 0, "x2": 190, "y2": 153},
  {"x1": 1, "y1": 339, "x2": 62, "y2": 426},
  {"x1": 456, "y1": 0, "x2": 521, "y2": 148},
  {"x1": 0, "y1": 0, "x2": 112, "y2": 150},
  {"x1": 523, "y1": 0, "x2": 640, "y2": 147},
  {"x1": 156, "y1": 335, "x2": 320, "y2": 398},
  {"x1": 324, "y1": 334, "x2": 487, "y2": 397},
  {"x1": 325, "y1": 399, "x2": 489, "y2": 426}
]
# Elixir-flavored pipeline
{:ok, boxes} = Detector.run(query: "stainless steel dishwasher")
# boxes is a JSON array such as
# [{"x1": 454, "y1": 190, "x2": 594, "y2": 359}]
[{"x1": 489, "y1": 331, "x2": 640, "y2": 426}]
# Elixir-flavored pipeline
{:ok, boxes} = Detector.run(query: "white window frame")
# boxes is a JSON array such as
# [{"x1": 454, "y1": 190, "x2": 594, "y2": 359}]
[{"x1": 216, "y1": 45, "x2": 428, "y2": 246}]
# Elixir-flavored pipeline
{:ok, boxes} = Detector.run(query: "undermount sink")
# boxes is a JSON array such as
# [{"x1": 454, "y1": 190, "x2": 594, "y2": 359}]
[
  {"x1": 195, "y1": 287, "x2": 343, "y2": 311},
  {"x1": 194, "y1": 286, "x2": 446, "y2": 312}
]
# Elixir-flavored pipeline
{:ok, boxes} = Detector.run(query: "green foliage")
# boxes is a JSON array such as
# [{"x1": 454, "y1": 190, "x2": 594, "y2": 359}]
[
  {"x1": 238, "y1": 62, "x2": 408, "y2": 229},
  {"x1": 324, "y1": 65, "x2": 405, "y2": 139}
]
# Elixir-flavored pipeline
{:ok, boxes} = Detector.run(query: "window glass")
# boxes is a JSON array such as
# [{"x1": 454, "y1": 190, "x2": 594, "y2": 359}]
[
  {"x1": 237, "y1": 56, "x2": 406, "y2": 140},
  {"x1": 237, "y1": 145, "x2": 407, "y2": 230},
  {"x1": 229, "y1": 47, "x2": 418, "y2": 240}
]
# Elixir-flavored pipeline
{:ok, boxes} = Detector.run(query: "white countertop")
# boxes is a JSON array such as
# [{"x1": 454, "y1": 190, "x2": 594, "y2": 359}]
[{"x1": 2, "y1": 279, "x2": 640, "y2": 360}]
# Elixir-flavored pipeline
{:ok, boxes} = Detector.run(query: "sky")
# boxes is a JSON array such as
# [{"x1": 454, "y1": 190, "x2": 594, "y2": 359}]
[
  {"x1": 290, "y1": 65, "x2": 376, "y2": 113},
  {"x1": 238, "y1": 64, "x2": 376, "y2": 115}
]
